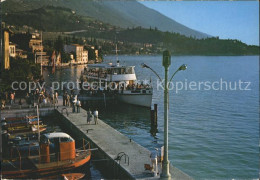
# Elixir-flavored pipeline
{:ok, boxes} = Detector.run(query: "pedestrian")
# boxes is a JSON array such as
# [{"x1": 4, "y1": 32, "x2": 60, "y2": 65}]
[
  {"x1": 76, "y1": 99, "x2": 81, "y2": 113},
  {"x1": 87, "y1": 109, "x2": 92, "y2": 124},
  {"x1": 13, "y1": 91, "x2": 16, "y2": 103},
  {"x1": 43, "y1": 96, "x2": 47, "y2": 106},
  {"x1": 10, "y1": 92, "x2": 14, "y2": 105},
  {"x1": 55, "y1": 91, "x2": 59, "y2": 104},
  {"x1": 1, "y1": 99, "x2": 6, "y2": 109},
  {"x1": 29, "y1": 93, "x2": 33, "y2": 108},
  {"x1": 25, "y1": 93, "x2": 30, "y2": 105},
  {"x1": 70, "y1": 94, "x2": 74, "y2": 107},
  {"x1": 66, "y1": 94, "x2": 70, "y2": 106},
  {"x1": 93, "y1": 109, "x2": 98, "y2": 125},
  {"x1": 5, "y1": 92, "x2": 8, "y2": 102},
  {"x1": 18, "y1": 98, "x2": 22, "y2": 109},
  {"x1": 72, "y1": 99, "x2": 76, "y2": 113},
  {"x1": 150, "y1": 148, "x2": 158, "y2": 176},
  {"x1": 63, "y1": 92, "x2": 66, "y2": 106}
]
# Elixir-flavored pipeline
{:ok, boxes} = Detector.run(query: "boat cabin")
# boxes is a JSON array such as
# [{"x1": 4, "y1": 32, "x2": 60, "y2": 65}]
[{"x1": 40, "y1": 132, "x2": 75, "y2": 163}]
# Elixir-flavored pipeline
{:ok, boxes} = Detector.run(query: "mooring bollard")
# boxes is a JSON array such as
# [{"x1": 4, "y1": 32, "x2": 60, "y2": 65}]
[
  {"x1": 150, "y1": 109, "x2": 155, "y2": 126},
  {"x1": 150, "y1": 104, "x2": 158, "y2": 136},
  {"x1": 154, "y1": 104, "x2": 158, "y2": 127}
]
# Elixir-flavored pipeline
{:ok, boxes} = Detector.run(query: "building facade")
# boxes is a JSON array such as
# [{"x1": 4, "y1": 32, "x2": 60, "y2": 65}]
[
  {"x1": 64, "y1": 44, "x2": 87, "y2": 64},
  {"x1": 29, "y1": 33, "x2": 43, "y2": 53},
  {"x1": 82, "y1": 50, "x2": 88, "y2": 64}
]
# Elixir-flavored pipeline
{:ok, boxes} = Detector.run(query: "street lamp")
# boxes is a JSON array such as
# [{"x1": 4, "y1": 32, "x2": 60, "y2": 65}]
[
  {"x1": 142, "y1": 50, "x2": 187, "y2": 179},
  {"x1": 141, "y1": 63, "x2": 162, "y2": 82}
]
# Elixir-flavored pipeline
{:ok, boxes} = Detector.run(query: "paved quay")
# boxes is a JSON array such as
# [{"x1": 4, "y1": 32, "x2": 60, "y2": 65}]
[{"x1": 55, "y1": 103, "x2": 192, "y2": 180}]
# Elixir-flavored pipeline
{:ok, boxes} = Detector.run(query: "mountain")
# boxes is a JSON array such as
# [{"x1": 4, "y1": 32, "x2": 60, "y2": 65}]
[
  {"x1": 1, "y1": 0, "x2": 209, "y2": 39},
  {"x1": 2, "y1": 6, "x2": 113, "y2": 32}
]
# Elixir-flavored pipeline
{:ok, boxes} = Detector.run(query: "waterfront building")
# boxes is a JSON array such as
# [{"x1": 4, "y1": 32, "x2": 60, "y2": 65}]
[
  {"x1": 64, "y1": 44, "x2": 86, "y2": 64},
  {"x1": 95, "y1": 49, "x2": 99, "y2": 60},
  {"x1": 83, "y1": 50, "x2": 88, "y2": 64},
  {"x1": 29, "y1": 33, "x2": 43, "y2": 53},
  {"x1": 35, "y1": 51, "x2": 49, "y2": 65},
  {"x1": 15, "y1": 49, "x2": 28, "y2": 59}
]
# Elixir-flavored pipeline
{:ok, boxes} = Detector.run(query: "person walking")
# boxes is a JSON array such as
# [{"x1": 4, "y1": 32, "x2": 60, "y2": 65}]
[
  {"x1": 70, "y1": 94, "x2": 74, "y2": 107},
  {"x1": 93, "y1": 109, "x2": 98, "y2": 125},
  {"x1": 63, "y1": 92, "x2": 66, "y2": 106},
  {"x1": 72, "y1": 99, "x2": 76, "y2": 113},
  {"x1": 43, "y1": 95, "x2": 47, "y2": 106},
  {"x1": 10, "y1": 92, "x2": 14, "y2": 105},
  {"x1": 87, "y1": 109, "x2": 92, "y2": 124},
  {"x1": 18, "y1": 98, "x2": 22, "y2": 109},
  {"x1": 13, "y1": 91, "x2": 16, "y2": 103},
  {"x1": 55, "y1": 91, "x2": 59, "y2": 104},
  {"x1": 66, "y1": 94, "x2": 70, "y2": 106},
  {"x1": 76, "y1": 99, "x2": 81, "y2": 113}
]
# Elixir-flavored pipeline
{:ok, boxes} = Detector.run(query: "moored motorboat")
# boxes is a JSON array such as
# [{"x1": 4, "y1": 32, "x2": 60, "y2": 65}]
[
  {"x1": 2, "y1": 132, "x2": 91, "y2": 179},
  {"x1": 2, "y1": 115, "x2": 38, "y2": 122}
]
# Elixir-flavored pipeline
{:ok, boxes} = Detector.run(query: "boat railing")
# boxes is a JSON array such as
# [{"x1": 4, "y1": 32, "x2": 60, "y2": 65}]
[{"x1": 79, "y1": 138, "x2": 90, "y2": 151}]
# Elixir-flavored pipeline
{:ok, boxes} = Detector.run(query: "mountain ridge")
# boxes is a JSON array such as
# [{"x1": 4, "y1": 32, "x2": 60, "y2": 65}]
[{"x1": 2, "y1": 0, "x2": 209, "y2": 39}]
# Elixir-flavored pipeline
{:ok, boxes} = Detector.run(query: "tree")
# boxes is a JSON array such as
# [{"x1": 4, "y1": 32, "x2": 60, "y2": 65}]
[
  {"x1": 85, "y1": 47, "x2": 96, "y2": 60},
  {"x1": 54, "y1": 35, "x2": 64, "y2": 53}
]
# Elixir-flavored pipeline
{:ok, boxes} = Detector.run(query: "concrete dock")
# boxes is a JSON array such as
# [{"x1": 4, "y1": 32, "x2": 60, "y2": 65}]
[
  {"x1": 1, "y1": 97, "x2": 192, "y2": 179},
  {"x1": 55, "y1": 103, "x2": 192, "y2": 179}
]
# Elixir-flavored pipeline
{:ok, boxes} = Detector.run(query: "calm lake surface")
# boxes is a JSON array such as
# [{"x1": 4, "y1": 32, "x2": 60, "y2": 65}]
[{"x1": 44, "y1": 55, "x2": 259, "y2": 179}]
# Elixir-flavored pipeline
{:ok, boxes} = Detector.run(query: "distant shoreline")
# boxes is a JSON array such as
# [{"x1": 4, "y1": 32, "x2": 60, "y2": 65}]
[{"x1": 104, "y1": 53, "x2": 260, "y2": 57}]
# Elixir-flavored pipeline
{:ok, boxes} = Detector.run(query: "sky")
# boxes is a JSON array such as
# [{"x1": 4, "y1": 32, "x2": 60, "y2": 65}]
[{"x1": 140, "y1": 1, "x2": 259, "y2": 46}]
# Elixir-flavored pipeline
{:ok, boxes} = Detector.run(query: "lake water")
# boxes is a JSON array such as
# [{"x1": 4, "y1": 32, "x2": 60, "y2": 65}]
[{"x1": 44, "y1": 55, "x2": 259, "y2": 179}]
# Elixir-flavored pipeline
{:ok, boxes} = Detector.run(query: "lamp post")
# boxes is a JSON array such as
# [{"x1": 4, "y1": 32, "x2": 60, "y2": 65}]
[
  {"x1": 161, "y1": 50, "x2": 171, "y2": 179},
  {"x1": 141, "y1": 50, "x2": 187, "y2": 179}
]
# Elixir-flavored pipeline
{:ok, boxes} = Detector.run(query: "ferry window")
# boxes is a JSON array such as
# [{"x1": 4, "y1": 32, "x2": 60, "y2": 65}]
[
  {"x1": 49, "y1": 138, "x2": 55, "y2": 144},
  {"x1": 114, "y1": 68, "x2": 120, "y2": 74},
  {"x1": 60, "y1": 137, "x2": 70, "y2": 142},
  {"x1": 126, "y1": 67, "x2": 134, "y2": 74},
  {"x1": 121, "y1": 68, "x2": 125, "y2": 74}
]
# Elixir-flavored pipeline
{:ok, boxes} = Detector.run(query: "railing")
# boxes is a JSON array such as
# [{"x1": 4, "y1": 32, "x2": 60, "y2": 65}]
[{"x1": 114, "y1": 152, "x2": 129, "y2": 166}]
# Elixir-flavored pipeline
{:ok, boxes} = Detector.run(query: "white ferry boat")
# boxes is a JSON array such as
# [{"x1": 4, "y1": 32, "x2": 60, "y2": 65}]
[{"x1": 80, "y1": 61, "x2": 153, "y2": 107}]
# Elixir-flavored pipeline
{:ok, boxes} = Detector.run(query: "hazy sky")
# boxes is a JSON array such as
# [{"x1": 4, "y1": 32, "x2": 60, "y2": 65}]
[{"x1": 140, "y1": 1, "x2": 259, "y2": 46}]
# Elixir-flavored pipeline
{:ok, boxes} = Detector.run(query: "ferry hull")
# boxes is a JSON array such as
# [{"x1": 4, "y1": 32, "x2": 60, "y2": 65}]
[{"x1": 117, "y1": 93, "x2": 152, "y2": 107}]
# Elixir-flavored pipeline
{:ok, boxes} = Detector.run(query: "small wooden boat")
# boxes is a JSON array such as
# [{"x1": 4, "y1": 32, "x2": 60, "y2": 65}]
[
  {"x1": 7, "y1": 127, "x2": 47, "y2": 138},
  {"x1": 2, "y1": 119, "x2": 42, "y2": 127},
  {"x1": 7, "y1": 124, "x2": 46, "y2": 134},
  {"x1": 2, "y1": 116, "x2": 38, "y2": 122},
  {"x1": 2, "y1": 132, "x2": 91, "y2": 179}
]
